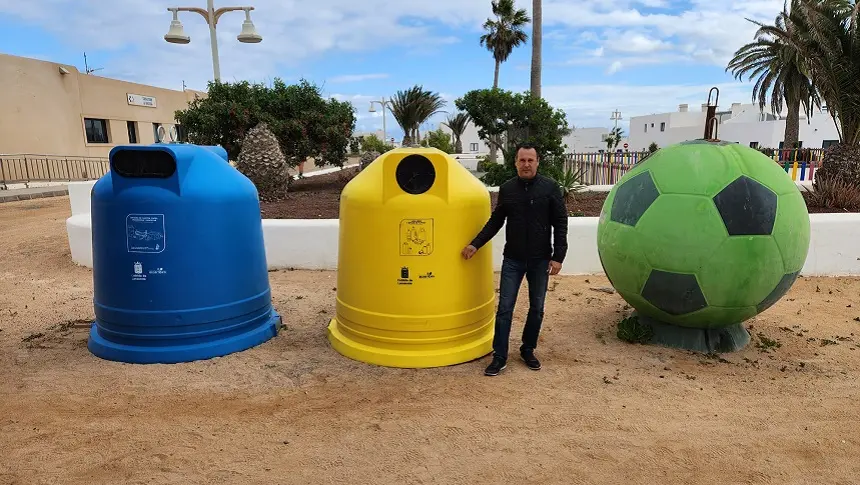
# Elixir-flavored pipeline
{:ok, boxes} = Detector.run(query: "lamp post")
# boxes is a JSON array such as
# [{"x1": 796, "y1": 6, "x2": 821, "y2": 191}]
[
  {"x1": 164, "y1": 0, "x2": 262, "y2": 82},
  {"x1": 368, "y1": 97, "x2": 391, "y2": 143}
]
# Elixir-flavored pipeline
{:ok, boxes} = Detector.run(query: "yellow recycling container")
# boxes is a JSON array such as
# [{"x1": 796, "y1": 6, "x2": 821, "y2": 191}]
[{"x1": 327, "y1": 147, "x2": 495, "y2": 368}]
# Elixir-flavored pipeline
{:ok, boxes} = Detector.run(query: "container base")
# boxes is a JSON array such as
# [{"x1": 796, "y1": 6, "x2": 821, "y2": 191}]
[
  {"x1": 87, "y1": 309, "x2": 282, "y2": 364},
  {"x1": 326, "y1": 317, "x2": 494, "y2": 368}
]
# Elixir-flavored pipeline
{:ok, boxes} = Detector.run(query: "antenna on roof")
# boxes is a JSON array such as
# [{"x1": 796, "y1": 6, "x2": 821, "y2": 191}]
[{"x1": 83, "y1": 52, "x2": 103, "y2": 75}]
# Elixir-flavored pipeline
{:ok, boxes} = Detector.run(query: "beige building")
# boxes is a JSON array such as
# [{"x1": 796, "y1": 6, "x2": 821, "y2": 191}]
[{"x1": 0, "y1": 53, "x2": 206, "y2": 158}]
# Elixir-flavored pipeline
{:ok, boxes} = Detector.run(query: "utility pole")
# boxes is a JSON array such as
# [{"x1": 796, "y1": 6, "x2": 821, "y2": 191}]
[{"x1": 610, "y1": 109, "x2": 622, "y2": 129}]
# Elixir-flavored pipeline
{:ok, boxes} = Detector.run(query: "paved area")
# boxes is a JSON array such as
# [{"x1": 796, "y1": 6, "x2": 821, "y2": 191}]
[{"x1": 0, "y1": 185, "x2": 68, "y2": 203}]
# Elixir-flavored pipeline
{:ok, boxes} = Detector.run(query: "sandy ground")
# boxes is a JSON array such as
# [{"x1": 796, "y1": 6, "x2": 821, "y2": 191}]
[{"x1": 2, "y1": 197, "x2": 860, "y2": 484}]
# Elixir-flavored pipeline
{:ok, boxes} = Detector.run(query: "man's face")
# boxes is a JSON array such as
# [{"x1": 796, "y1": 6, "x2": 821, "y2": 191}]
[{"x1": 515, "y1": 147, "x2": 539, "y2": 179}]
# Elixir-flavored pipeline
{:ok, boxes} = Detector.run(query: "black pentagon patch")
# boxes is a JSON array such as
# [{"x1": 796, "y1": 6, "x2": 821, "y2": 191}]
[
  {"x1": 712, "y1": 175, "x2": 777, "y2": 236},
  {"x1": 641, "y1": 270, "x2": 708, "y2": 315},
  {"x1": 756, "y1": 271, "x2": 801, "y2": 313},
  {"x1": 610, "y1": 171, "x2": 660, "y2": 226}
]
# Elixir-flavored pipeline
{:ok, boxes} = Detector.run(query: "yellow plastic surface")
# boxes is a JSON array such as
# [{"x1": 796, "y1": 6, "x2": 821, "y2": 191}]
[{"x1": 327, "y1": 148, "x2": 495, "y2": 368}]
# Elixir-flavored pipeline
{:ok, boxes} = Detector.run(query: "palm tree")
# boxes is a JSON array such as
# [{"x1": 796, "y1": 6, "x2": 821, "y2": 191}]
[
  {"x1": 389, "y1": 86, "x2": 447, "y2": 147},
  {"x1": 751, "y1": 0, "x2": 860, "y2": 186},
  {"x1": 726, "y1": 0, "x2": 821, "y2": 150},
  {"x1": 442, "y1": 113, "x2": 471, "y2": 153},
  {"x1": 530, "y1": 0, "x2": 542, "y2": 98},
  {"x1": 480, "y1": 0, "x2": 530, "y2": 89}
]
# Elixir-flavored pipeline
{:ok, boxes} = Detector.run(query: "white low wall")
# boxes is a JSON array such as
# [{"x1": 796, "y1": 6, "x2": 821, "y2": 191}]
[{"x1": 66, "y1": 212, "x2": 860, "y2": 276}]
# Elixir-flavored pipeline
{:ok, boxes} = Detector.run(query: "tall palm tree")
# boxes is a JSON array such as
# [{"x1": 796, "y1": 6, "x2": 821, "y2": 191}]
[
  {"x1": 790, "y1": 0, "x2": 860, "y2": 186},
  {"x1": 480, "y1": 0, "x2": 530, "y2": 89},
  {"x1": 442, "y1": 112, "x2": 471, "y2": 153},
  {"x1": 726, "y1": 0, "x2": 821, "y2": 149},
  {"x1": 389, "y1": 86, "x2": 447, "y2": 147},
  {"x1": 530, "y1": 0, "x2": 542, "y2": 98}
]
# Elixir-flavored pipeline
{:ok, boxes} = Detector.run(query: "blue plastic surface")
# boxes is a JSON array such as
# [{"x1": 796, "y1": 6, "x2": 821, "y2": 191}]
[{"x1": 88, "y1": 143, "x2": 280, "y2": 364}]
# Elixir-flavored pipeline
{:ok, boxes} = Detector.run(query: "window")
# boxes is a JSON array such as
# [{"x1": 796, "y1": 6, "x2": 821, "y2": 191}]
[
  {"x1": 644, "y1": 124, "x2": 647, "y2": 133},
  {"x1": 470, "y1": 143, "x2": 478, "y2": 152},
  {"x1": 749, "y1": 141, "x2": 759, "y2": 149},
  {"x1": 822, "y1": 140, "x2": 838, "y2": 149},
  {"x1": 153, "y1": 122, "x2": 162, "y2": 142},
  {"x1": 127, "y1": 121, "x2": 138, "y2": 143},
  {"x1": 84, "y1": 118, "x2": 109, "y2": 144},
  {"x1": 660, "y1": 122, "x2": 665, "y2": 132}
]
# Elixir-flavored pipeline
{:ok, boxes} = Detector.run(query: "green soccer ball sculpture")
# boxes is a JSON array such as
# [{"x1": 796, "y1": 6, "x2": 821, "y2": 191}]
[{"x1": 597, "y1": 139, "x2": 810, "y2": 353}]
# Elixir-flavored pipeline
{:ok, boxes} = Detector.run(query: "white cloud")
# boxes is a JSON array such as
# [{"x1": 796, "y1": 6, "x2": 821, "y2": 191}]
[
  {"x1": 328, "y1": 73, "x2": 390, "y2": 83},
  {"x1": 544, "y1": 0, "x2": 784, "y2": 70}
]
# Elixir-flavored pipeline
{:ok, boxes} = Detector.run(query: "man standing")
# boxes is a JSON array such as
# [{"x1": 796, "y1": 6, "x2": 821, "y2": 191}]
[{"x1": 462, "y1": 143, "x2": 569, "y2": 376}]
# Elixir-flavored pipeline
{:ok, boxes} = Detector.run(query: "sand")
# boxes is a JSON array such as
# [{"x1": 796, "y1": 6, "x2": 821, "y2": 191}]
[{"x1": 1, "y1": 196, "x2": 859, "y2": 484}]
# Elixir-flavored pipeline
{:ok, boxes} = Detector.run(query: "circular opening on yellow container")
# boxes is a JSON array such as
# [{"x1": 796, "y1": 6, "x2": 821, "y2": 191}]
[{"x1": 396, "y1": 154, "x2": 436, "y2": 195}]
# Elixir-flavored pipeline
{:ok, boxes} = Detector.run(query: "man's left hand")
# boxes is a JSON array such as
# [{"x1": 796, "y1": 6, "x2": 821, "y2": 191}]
[{"x1": 548, "y1": 260, "x2": 562, "y2": 275}]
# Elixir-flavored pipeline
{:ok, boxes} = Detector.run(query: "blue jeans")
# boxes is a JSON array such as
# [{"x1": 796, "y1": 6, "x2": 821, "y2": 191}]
[{"x1": 492, "y1": 257, "x2": 550, "y2": 360}]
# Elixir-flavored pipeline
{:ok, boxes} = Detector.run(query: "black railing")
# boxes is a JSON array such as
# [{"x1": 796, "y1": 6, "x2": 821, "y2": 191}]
[{"x1": 0, "y1": 154, "x2": 110, "y2": 189}]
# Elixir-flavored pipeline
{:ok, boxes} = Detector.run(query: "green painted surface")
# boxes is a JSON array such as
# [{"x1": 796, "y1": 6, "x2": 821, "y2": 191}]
[
  {"x1": 772, "y1": 190, "x2": 812, "y2": 273},
  {"x1": 671, "y1": 305, "x2": 759, "y2": 329},
  {"x1": 646, "y1": 143, "x2": 743, "y2": 196},
  {"x1": 633, "y1": 194, "x2": 727, "y2": 274},
  {"x1": 597, "y1": 221, "x2": 651, "y2": 294},
  {"x1": 730, "y1": 144, "x2": 802, "y2": 195},
  {"x1": 698, "y1": 236, "x2": 785, "y2": 308},
  {"x1": 597, "y1": 140, "x2": 811, "y2": 334}
]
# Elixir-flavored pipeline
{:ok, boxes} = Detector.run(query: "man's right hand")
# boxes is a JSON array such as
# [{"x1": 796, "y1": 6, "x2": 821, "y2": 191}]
[{"x1": 461, "y1": 245, "x2": 477, "y2": 260}]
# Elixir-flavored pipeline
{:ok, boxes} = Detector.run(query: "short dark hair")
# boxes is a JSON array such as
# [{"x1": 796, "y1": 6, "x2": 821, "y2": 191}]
[{"x1": 515, "y1": 142, "x2": 539, "y2": 159}]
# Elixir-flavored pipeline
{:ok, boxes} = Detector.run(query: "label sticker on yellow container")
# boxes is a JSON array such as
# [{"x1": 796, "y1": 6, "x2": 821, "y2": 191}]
[{"x1": 400, "y1": 219, "x2": 434, "y2": 256}]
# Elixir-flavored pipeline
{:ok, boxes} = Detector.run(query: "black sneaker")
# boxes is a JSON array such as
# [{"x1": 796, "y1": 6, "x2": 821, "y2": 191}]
[
  {"x1": 521, "y1": 351, "x2": 541, "y2": 370},
  {"x1": 484, "y1": 356, "x2": 507, "y2": 376}
]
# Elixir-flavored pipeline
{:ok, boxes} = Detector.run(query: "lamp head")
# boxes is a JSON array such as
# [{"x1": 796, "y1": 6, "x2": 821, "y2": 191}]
[
  {"x1": 164, "y1": 8, "x2": 190, "y2": 44},
  {"x1": 237, "y1": 7, "x2": 262, "y2": 43}
]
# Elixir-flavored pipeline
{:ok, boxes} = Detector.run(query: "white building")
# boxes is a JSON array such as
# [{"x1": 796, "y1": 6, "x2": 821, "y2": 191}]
[
  {"x1": 438, "y1": 121, "x2": 617, "y2": 155},
  {"x1": 627, "y1": 102, "x2": 840, "y2": 151}
]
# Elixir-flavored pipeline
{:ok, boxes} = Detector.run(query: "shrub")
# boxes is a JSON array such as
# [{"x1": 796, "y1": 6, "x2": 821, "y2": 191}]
[
  {"x1": 361, "y1": 134, "x2": 394, "y2": 154},
  {"x1": 807, "y1": 176, "x2": 860, "y2": 212},
  {"x1": 616, "y1": 316, "x2": 654, "y2": 344}
]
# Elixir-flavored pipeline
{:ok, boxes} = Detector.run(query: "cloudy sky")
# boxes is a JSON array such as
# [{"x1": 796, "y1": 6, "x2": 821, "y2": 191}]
[{"x1": 0, "y1": 0, "x2": 785, "y2": 138}]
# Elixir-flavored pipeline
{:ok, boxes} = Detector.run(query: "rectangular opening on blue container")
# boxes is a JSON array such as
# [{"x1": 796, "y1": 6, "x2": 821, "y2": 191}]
[{"x1": 112, "y1": 149, "x2": 177, "y2": 179}]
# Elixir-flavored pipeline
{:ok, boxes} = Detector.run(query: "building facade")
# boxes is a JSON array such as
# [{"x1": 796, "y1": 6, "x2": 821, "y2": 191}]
[
  {"x1": 627, "y1": 102, "x2": 840, "y2": 151},
  {"x1": 0, "y1": 53, "x2": 205, "y2": 158}
]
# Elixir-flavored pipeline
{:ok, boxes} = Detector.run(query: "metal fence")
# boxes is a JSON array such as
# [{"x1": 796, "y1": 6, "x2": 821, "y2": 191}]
[
  {"x1": 564, "y1": 148, "x2": 822, "y2": 186},
  {"x1": 0, "y1": 154, "x2": 110, "y2": 189}
]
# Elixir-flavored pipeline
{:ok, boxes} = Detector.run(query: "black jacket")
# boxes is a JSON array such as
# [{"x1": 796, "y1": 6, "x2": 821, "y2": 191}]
[{"x1": 470, "y1": 174, "x2": 569, "y2": 263}]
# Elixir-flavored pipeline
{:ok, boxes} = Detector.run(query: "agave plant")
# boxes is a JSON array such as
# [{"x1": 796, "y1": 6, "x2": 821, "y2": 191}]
[
  {"x1": 442, "y1": 112, "x2": 471, "y2": 153},
  {"x1": 388, "y1": 86, "x2": 447, "y2": 147}
]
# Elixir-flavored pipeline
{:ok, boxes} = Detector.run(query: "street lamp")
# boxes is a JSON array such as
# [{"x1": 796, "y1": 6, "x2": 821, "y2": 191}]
[
  {"x1": 369, "y1": 97, "x2": 391, "y2": 144},
  {"x1": 164, "y1": 1, "x2": 262, "y2": 82}
]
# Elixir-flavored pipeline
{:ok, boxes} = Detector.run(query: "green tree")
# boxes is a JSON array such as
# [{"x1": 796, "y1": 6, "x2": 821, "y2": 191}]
[
  {"x1": 360, "y1": 133, "x2": 394, "y2": 153},
  {"x1": 424, "y1": 128, "x2": 454, "y2": 153},
  {"x1": 442, "y1": 112, "x2": 471, "y2": 153},
  {"x1": 455, "y1": 88, "x2": 571, "y2": 185},
  {"x1": 388, "y1": 85, "x2": 447, "y2": 146},
  {"x1": 174, "y1": 79, "x2": 356, "y2": 169},
  {"x1": 726, "y1": 0, "x2": 821, "y2": 149},
  {"x1": 480, "y1": 0, "x2": 530, "y2": 89}
]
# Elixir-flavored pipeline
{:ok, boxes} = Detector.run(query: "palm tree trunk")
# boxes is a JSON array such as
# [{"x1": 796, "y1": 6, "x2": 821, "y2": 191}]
[
  {"x1": 783, "y1": 95, "x2": 801, "y2": 149},
  {"x1": 493, "y1": 59, "x2": 500, "y2": 89},
  {"x1": 530, "y1": 0, "x2": 542, "y2": 98},
  {"x1": 455, "y1": 136, "x2": 463, "y2": 154}
]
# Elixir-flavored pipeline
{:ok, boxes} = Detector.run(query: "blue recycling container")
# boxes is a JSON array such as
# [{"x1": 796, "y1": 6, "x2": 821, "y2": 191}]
[{"x1": 87, "y1": 143, "x2": 281, "y2": 364}]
